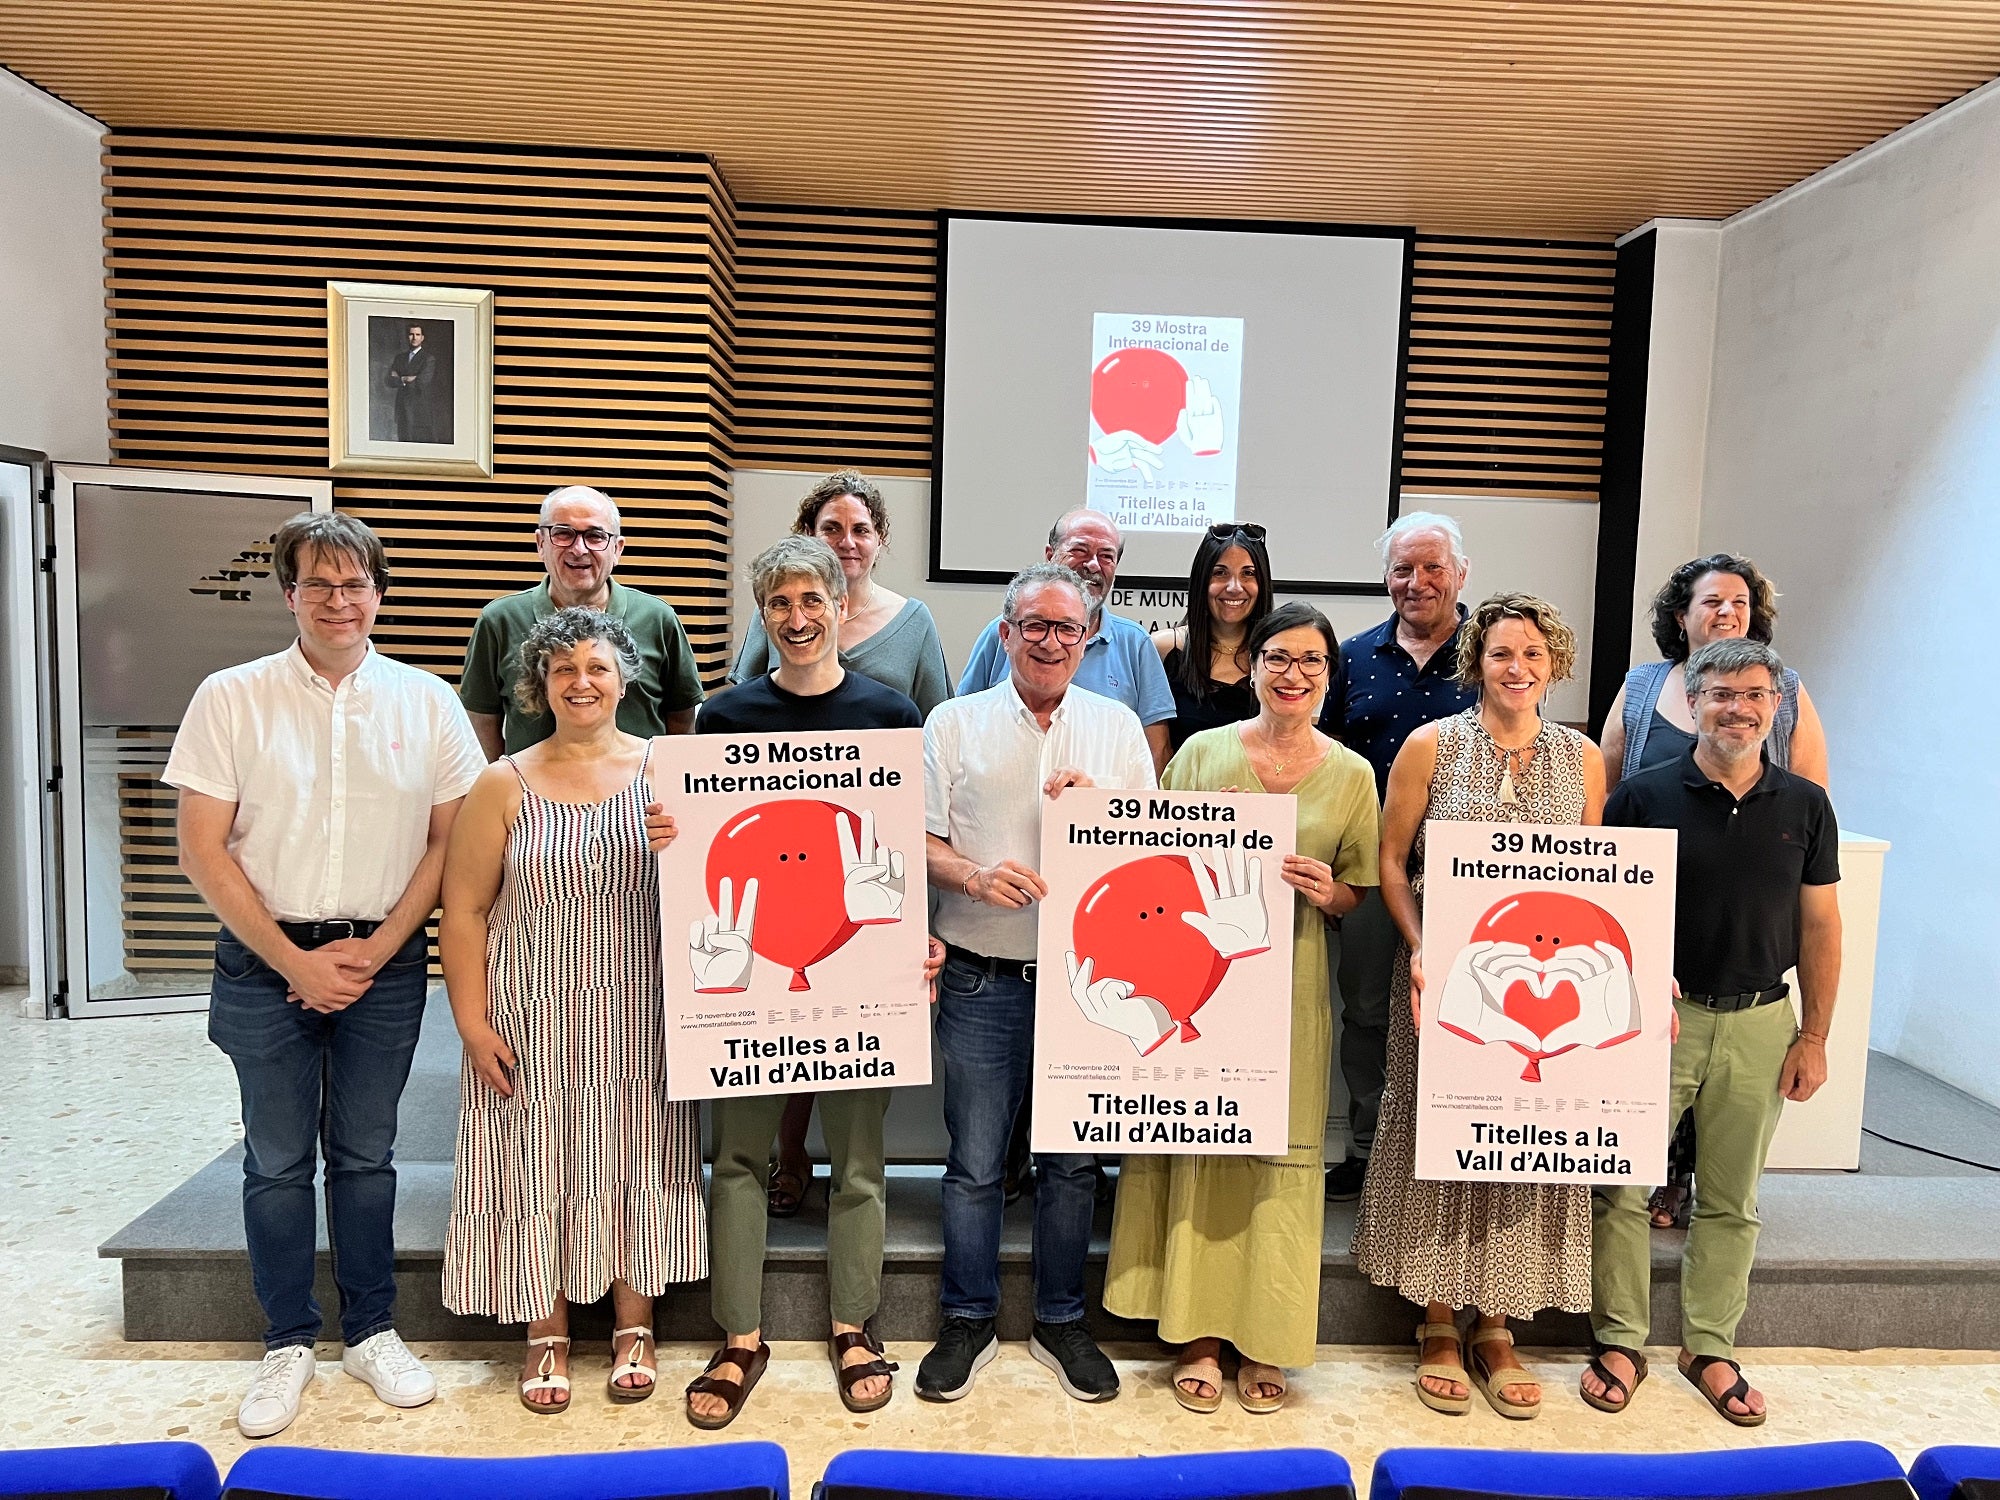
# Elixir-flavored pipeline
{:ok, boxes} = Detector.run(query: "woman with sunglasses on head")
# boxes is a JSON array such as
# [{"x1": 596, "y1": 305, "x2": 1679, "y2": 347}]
[
  {"x1": 1599, "y1": 554, "x2": 1828, "y2": 1231},
  {"x1": 1350, "y1": 592, "x2": 1605, "y2": 1422},
  {"x1": 1151, "y1": 523, "x2": 1274, "y2": 752},
  {"x1": 1105, "y1": 602, "x2": 1380, "y2": 1415}
]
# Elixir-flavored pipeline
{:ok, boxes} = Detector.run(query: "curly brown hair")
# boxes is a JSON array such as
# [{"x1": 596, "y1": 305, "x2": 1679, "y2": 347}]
[
  {"x1": 791, "y1": 469, "x2": 890, "y2": 545},
  {"x1": 1454, "y1": 591, "x2": 1578, "y2": 690},
  {"x1": 1649, "y1": 553, "x2": 1779, "y2": 662}
]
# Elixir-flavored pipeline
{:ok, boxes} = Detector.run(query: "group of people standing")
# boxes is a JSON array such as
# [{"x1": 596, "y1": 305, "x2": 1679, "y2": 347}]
[{"x1": 167, "y1": 472, "x2": 1840, "y2": 1441}]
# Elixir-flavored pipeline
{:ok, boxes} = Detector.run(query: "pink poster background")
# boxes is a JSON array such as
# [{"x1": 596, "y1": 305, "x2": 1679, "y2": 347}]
[
  {"x1": 648, "y1": 728, "x2": 931, "y2": 1101},
  {"x1": 1416, "y1": 819, "x2": 1678, "y2": 1184},
  {"x1": 1030, "y1": 786, "x2": 1297, "y2": 1156}
]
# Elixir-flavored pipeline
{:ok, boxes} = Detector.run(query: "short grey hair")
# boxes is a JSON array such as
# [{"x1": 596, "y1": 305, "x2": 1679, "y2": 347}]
[
  {"x1": 538, "y1": 484, "x2": 623, "y2": 530},
  {"x1": 1685, "y1": 638, "x2": 1785, "y2": 697},
  {"x1": 1047, "y1": 507, "x2": 1125, "y2": 557},
  {"x1": 1002, "y1": 562, "x2": 1091, "y2": 623},
  {"x1": 1377, "y1": 510, "x2": 1467, "y2": 570},
  {"x1": 749, "y1": 535, "x2": 845, "y2": 607},
  {"x1": 511, "y1": 606, "x2": 643, "y2": 717}
]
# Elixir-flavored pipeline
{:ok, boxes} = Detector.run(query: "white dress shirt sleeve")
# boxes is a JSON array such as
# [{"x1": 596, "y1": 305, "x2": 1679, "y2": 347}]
[
  {"x1": 161, "y1": 675, "x2": 239, "y2": 802},
  {"x1": 924, "y1": 705, "x2": 958, "y2": 839},
  {"x1": 430, "y1": 682, "x2": 489, "y2": 803}
]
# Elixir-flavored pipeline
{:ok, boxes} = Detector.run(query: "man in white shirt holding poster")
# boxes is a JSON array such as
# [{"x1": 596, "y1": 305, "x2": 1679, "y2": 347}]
[
  {"x1": 919, "y1": 561, "x2": 1157, "y2": 1406},
  {"x1": 167, "y1": 512, "x2": 485, "y2": 1439}
]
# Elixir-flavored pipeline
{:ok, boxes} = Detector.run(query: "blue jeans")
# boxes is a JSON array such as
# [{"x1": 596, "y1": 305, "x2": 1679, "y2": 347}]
[
  {"x1": 207, "y1": 928, "x2": 429, "y2": 1349},
  {"x1": 933, "y1": 955, "x2": 1096, "y2": 1325}
]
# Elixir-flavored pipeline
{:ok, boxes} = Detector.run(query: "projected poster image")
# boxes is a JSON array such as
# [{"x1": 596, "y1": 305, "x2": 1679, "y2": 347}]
[{"x1": 1086, "y1": 312, "x2": 1244, "y2": 532}]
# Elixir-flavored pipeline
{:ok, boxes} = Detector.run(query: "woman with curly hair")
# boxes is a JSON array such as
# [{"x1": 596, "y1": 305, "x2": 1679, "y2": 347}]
[{"x1": 1351, "y1": 592, "x2": 1606, "y2": 1422}]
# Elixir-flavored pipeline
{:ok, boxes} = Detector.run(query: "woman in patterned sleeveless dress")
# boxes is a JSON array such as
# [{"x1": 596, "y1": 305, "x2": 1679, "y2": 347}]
[
  {"x1": 440, "y1": 607, "x2": 705, "y2": 1413},
  {"x1": 1351, "y1": 593, "x2": 1607, "y2": 1420}
]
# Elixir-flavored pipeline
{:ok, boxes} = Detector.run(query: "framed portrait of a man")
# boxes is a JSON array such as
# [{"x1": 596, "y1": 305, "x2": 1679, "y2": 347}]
[{"x1": 327, "y1": 281, "x2": 494, "y2": 476}]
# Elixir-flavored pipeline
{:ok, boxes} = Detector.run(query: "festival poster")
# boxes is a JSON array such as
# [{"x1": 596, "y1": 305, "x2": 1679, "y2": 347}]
[
  {"x1": 1415, "y1": 820, "x2": 1678, "y2": 1185},
  {"x1": 1030, "y1": 787, "x2": 1297, "y2": 1155},
  {"x1": 1086, "y1": 311, "x2": 1244, "y2": 533},
  {"x1": 648, "y1": 728, "x2": 931, "y2": 1100}
]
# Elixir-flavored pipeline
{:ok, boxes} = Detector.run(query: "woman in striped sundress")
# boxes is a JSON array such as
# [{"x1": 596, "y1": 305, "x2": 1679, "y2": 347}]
[{"x1": 441, "y1": 606, "x2": 705, "y2": 1413}]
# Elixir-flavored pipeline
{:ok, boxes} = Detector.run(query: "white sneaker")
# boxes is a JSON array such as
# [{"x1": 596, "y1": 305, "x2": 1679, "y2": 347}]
[
  {"x1": 342, "y1": 1329, "x2": 437, "y2": 1408},
  {"x1": 239, "y1": 1345, "x2": 317, "y2": 1438}
]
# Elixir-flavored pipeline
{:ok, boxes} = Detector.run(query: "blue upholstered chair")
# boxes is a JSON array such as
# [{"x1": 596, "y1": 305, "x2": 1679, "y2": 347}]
[
  {"x1": 221, "y1": 1444, "x2": 787, "y2": 1500},
  {"x1": 1370, "y1": 1441, "x2": 1910, "y2": 1500},
  {"x1": 816, "y1": 1449, "x2": 1352, "y2": 1500},
  {"x1": 1911, "y1": 1447, "x2": 2000, "y2": 1500},
  {"x1": 0, "y1": 1442, "x2": 220, "y2": 1500}
]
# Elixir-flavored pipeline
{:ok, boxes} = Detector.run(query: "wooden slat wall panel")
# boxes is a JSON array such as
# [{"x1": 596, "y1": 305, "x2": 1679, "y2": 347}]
[
  {"x1": 104, "y1": 129, "x2": 738, "y2": 972},
  {"x1": 732, "y1": 210, "x2": 1611, "y2": 502}
]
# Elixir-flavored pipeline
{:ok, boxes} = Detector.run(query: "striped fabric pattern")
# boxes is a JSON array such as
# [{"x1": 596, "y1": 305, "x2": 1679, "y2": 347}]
[{"x1": 443, "y1": 749, "x2": 707, "y2": 1323}]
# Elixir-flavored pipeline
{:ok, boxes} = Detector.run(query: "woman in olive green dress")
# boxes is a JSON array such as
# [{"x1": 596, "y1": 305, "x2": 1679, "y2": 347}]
[{"x1": 1103, "y1": 602, "x2": 1380, "y2": 1413}]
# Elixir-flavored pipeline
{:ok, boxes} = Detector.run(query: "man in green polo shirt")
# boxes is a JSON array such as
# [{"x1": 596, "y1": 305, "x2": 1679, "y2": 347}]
[{"x1": 460, "y1": 485, "x2": 704, "y2": 757}]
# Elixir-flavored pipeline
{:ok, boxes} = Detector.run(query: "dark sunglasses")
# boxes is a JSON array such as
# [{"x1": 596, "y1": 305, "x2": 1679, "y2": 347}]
[{"x1": 1207, "y1": 522, "x2": 1267, "y2": 541}]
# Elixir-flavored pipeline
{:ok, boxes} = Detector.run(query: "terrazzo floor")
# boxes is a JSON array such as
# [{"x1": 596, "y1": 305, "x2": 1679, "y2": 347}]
[{"x1": 6, "y1": 990, "x2": 1998, "y2": 1487}]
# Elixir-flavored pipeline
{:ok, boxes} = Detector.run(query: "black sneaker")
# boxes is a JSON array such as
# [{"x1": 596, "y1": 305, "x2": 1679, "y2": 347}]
[
  {"x1": 1325, "y1": 1155, "x2": 1369, "y2": 1202},
  {"x1": 915, "y1": 1316, "x2": 997, "y2": 1402},
  {"x1": 1029, "y1": 1318, "x2": 1119, "y2": 1402}
]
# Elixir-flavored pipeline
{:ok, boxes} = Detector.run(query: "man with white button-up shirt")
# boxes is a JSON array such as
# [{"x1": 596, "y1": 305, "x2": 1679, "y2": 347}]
[
  {"x1": 167, "y1": 512, "x2": 484, "y2": 1438},
  {"x1": 917, "y1": 562, "x2": 1156, "y2": 1407}
]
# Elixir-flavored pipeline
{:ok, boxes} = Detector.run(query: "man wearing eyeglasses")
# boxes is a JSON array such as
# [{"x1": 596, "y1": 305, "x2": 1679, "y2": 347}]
[
  {"x1": 167, "y1": 512, "x2": 487, "y2": 1436},
  {"x1": 957, "y1": 508, "x2": 1176, "y2": 774},
  {"x1": 1587, "y1": 637, "x2": 1841, "y2": 1426},
  {"x1": 459, "y1": 484, "x2": 704, "y2": 759},
  {"x1": 918, "y1": 562, "x2": 1157, "y2": 1407}
]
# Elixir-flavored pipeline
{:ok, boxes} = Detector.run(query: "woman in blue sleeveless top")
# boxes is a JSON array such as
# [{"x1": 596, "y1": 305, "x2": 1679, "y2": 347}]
[
  {"x1": 1598, "y1": 553, "x2": 1829, "y2": 1230},
  {"x1": 1601, "y1": 553, "x2": 1828, "y2": 789}
]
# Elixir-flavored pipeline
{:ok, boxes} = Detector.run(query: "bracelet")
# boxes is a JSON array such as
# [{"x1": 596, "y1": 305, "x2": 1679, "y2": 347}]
[
  {"x1": 1798, "y1": 1029, "x2": 1828, "y2": 1045},
  {"x1": 962, "y1": 869, "x2": 979, "y2": 899}
]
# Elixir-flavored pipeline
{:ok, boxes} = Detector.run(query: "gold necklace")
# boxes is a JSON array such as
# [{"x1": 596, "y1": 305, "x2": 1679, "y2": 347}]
[{"x1": 1254, "y1": 723, "x2": 1313, "y2": 776}]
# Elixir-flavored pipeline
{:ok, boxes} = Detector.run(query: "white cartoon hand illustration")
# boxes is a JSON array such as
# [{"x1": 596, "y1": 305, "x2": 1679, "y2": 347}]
[
  {"x1": 1434, "y1": 939, "x2": 1532, "y2": 1041},
  {"x1": 837, "y1": 808, "x2": 905, "y2": 925},
  {"x1": 1538, "y1": 940, "x2": 1643, "y2": 1051},
  {"x1": 1090, "y1": 429, "x2": 1166, "y2": 482},
  {"x1": 1179, "y1": 848, "x2": 1270, "y2": 959},
  {"x1": 1066, "y1": 950, "x2": 1175, "y2": 1055},
  {"x1": 1176, "y1": 374, "x2": 1224, "y2": 456},
  {"x1": 689, "y1": 875, "x2": 758, "y2": 993}
]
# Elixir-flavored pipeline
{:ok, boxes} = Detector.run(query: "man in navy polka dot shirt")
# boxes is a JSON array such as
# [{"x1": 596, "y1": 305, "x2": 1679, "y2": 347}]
[{"x1": 1321, "y1": 512, "x2": 1475, "y2": 1201}]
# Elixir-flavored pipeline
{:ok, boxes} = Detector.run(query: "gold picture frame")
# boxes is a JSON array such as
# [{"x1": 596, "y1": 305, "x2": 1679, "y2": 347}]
[{"x1": 327, "y1": 281, "x2": 494, "y2": 476}]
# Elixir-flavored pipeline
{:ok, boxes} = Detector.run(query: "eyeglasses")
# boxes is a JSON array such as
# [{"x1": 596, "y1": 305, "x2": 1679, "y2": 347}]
[
  {"x1": 1259, "y1": 649, "x2": 1331, "y2": 677},
  {"x1": 1697, "y1": 687, "x2": 1775, "y2": 706},
  {"x1": 292, "y1": 580, "x2": 378, "y2": 603},
  {"x1": 538, "y1": 524, "x2": 619, "y2": 552},
  {"x1": 1012, "y1": 618, "x2": 1087, "y2": 646},
  {"x1": 1208, "y1": 522, "x2": 1267, "y2": 541},
  {"x1": 762, "y1": 593, "x2": 832, "y2": 620}
]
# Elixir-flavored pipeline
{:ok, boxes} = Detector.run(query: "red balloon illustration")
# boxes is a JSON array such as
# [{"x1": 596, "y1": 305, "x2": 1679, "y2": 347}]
[
  {"x1": 1436, "y1": 890, "x2": 1640, "y2": 1082},
  {"x1": 706, "y1": 799, "x2": 860, "y2": 991},
  {"x1": 1072, "y1": 855, "x2": 1231, "y2": 1044},
  {"x1": 1090, "y1": 347, "x2": 1189, "y2": 445}
]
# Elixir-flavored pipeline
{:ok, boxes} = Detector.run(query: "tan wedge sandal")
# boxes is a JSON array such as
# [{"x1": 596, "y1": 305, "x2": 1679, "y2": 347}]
[
  {"x1": 1414, "y1": 1321, "x2": 1472, "y2": 1416},
  {"x1": 1466, "y1": 1325, "x2": 1541, "y2": 1420}
]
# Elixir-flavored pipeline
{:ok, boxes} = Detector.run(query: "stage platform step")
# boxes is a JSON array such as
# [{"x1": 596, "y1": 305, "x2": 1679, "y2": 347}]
[{"x1": 102, "y1": 1003, "x2": 2000, "y2": 1349}]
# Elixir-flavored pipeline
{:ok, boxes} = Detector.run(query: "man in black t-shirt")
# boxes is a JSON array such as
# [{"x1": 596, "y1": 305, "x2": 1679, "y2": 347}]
[
  {"x1": 681, "y1": 536, "x2": 933, "y2": 1426},
  {"x1": 1586, "y1": 638, "x2": 1842, "y2": 1427}
]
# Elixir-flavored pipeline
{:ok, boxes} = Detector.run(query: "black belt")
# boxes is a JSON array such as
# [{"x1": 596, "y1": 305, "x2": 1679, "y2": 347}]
[
  {"x1": 944, "y1": 943, "x2": 1037, "y2": 984},
  {"x1": 274, "y1": 918, "x2": 383, "y2": 947},
  {"x1": 1679, "y1": 982, "x2": 1789, "y2": 1013}
]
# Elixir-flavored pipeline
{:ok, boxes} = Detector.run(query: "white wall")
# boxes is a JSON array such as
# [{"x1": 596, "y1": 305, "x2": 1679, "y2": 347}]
[
  {"x1": 1623, "y1": 219, "x2": 1722, "y2": 665},
  {"x1": 0, "y1": 67, "x2": 106, "y2": 989},
  {"x1": 729, "y1": 471, "x2": 1600, "y2": 723},
  {"x1": 1699, "y1": 78, "x2": 2000, "y2": 1105}
]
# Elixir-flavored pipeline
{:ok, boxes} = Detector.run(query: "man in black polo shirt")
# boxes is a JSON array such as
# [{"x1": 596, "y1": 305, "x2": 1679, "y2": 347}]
[
  {"x1": 1320, "y1": 511, "x2": 1477, "y2": 1199},
  {"x1": 1586, "y1": 637, "x2": 1841, "y2": 1426},
  {"x1": 679, "y1": 535, "x2": 937, "y2": 1425}
]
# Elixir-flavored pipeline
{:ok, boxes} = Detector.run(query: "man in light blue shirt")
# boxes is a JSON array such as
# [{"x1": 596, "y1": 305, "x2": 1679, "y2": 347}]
[{"x1": 957, "y1": 508, "x2": 1175, "y2": 772}]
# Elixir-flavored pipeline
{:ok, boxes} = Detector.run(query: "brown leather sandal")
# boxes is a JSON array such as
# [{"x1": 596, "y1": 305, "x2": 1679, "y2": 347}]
[
  {"x1": 829, "y1": 1321, "x2": 899, "y2": 1413},
  {"x1": 1680, "y1": 1351, "x2": 1766, "y2": 1427},
  {"x1": 1580, "y1": 1342, "x2": 1649, "y2": 1413},
  {"x1": 684, "y1": 1342, "x2": 771, "y2": 1430}
]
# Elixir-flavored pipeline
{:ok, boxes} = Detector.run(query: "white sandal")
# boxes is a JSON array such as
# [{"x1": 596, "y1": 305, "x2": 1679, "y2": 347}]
[
  {"x1": 609, "y1": 1325, "x2": 657, "y2": 1403},
  {"x1": 519, "y1": 1334, "x2": 571, "y2": 1415}
]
